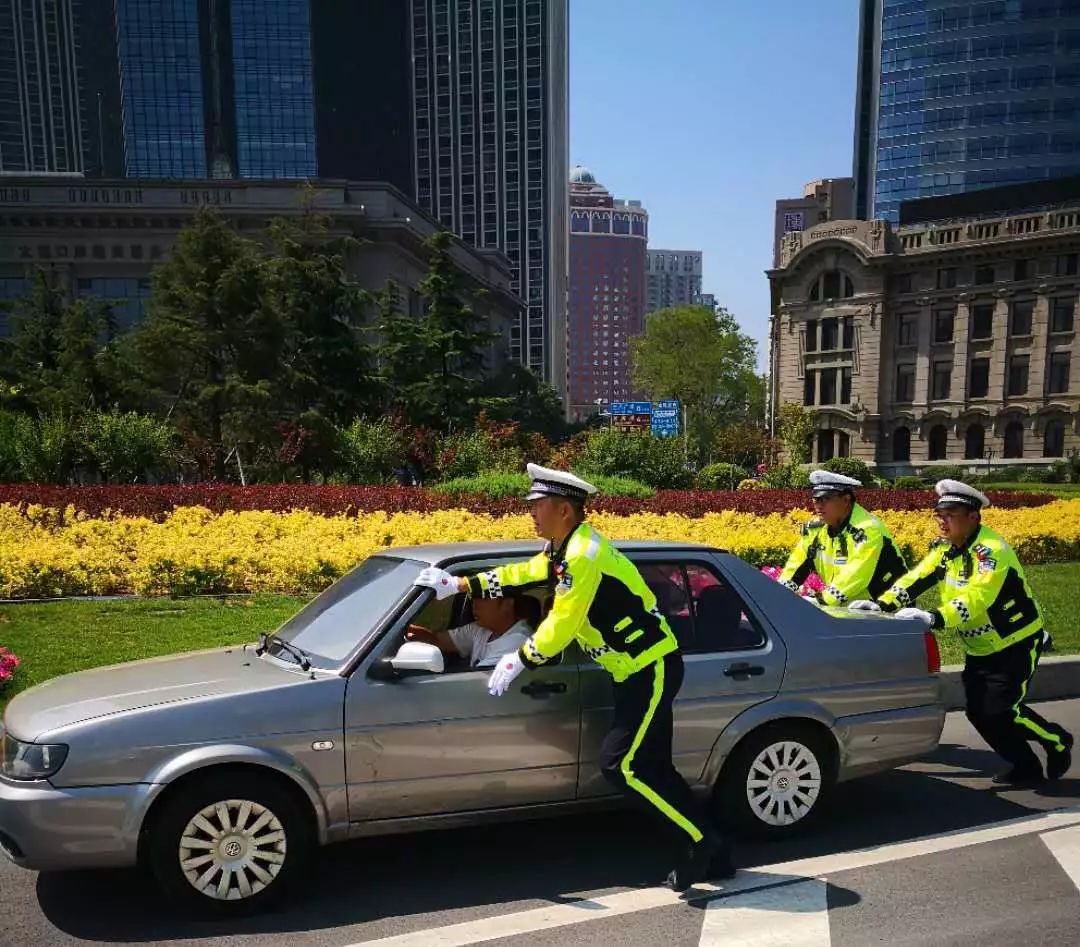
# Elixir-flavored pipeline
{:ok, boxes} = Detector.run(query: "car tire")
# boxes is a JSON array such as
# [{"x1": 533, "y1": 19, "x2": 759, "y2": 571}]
[
  {"x1": 714, "y1": 722, "x2": 836, "y2": 840},
  {"x1": 145, "y1": 770, "x2": 314, "y2": 916}
]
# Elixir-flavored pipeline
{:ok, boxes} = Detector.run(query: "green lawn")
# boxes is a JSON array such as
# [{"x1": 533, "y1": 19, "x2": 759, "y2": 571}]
[
  {"x1": 981, "y1": 482, "x2": 1080, "y2": 496},
  {"x1": 1, "y1": 564, "x2": 1078, "y2": 712}
]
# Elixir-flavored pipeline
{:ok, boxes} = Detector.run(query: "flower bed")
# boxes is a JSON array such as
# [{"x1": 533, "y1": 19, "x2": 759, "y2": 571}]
[
  {"x1": 0, "y1": 483, "x2": 1054, "y2": 521},
  {"x1": 2, "y1": 499, "x2": 1079, "y2": 599},
  {"x1": 0, "y1": 646, "x2": 19, "y2": 686}
]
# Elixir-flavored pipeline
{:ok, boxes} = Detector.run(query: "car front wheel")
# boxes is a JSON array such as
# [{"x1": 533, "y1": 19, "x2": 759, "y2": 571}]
[
  {"x1": 145, "y1": 771, "x2": 313, "y2": 915},
  {"x1": 715, "y1": 723, "x2": 836, "y2": 839}
]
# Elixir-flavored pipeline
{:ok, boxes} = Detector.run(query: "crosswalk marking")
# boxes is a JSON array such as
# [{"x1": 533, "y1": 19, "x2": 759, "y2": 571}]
[
  {"x1": 698, "y1": 879, "x2": 830, "y2": 946},
  {"x1": 1042, "y1": 824, "x2": 1080, "y2": 892},
  {"x1": 350, "y1": 806, "x2": 1080, "y2": 947}
]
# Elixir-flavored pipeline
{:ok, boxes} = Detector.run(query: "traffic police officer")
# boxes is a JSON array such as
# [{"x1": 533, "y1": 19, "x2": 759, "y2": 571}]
[
  {"x1": 414, "y1": 463, "x2": 734, "y2": 889},
  {"x1": 850, "y1": 479, "x2": 1073, "y2": 786},
  {"x1": 778, "y1": 469, "x2": 907, "y2": 606}
]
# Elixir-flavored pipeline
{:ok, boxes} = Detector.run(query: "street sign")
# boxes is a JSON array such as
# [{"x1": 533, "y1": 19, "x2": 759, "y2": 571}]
[
  {"x1": 609, "y1": 401, "x2": 652, "y2": 415},
  {"x1": 651, "y1": 399, "x2": 680, "y2": 438},
  {"x1": 609, "y1": 401, "x2": 652, "y2": 434}
]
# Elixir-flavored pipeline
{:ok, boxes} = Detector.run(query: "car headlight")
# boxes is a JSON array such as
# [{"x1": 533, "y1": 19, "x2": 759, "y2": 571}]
[{"x1": 0, "y1": 729, "x2": 68, "y2": 781}]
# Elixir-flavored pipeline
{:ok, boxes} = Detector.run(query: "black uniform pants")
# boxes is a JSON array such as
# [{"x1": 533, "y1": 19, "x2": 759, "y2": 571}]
[
  {"x1": 963, "y1": 630, "x2": 1071, "y2": 773},
  {"x1": 599, "y1": 651, "x2": 716, "y2": 851}
]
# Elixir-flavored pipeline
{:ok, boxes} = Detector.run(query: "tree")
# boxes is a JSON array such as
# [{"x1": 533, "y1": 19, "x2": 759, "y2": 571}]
[
  {"x1": 479, "y1": 362, "x2": 566, "y2": 441},
  {"x1": 129, "y1": 208, "x2": 278, "y2": 479},
  {"x1": 630, "y1": 304, "x2": 759, "y2": 462},
  {"x1": 777, "y1": 402, "x2": 817, "y2": 465}
]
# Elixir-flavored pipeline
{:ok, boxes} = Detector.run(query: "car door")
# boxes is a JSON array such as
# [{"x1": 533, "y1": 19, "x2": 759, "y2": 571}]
[
  {"x1": 576, "y1": 552, "x2": 786, "y2": 798},
  {"x1": 343, "y1": 557, "x2": 581, "y2": 823}
]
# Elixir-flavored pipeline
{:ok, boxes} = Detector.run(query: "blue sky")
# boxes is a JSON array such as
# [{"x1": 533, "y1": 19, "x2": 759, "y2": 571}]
[{"x1": 570, "y1": 0, "x2": 860, "y2": 364}]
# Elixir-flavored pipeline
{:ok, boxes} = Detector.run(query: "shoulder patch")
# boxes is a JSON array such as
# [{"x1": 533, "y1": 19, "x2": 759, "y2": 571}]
[
  {"x1": 848, "y1": 525, "x2": 867, "y2": 545},
  {"x1": 801, "y1": 519, "x2": 824, "y2": 537}
]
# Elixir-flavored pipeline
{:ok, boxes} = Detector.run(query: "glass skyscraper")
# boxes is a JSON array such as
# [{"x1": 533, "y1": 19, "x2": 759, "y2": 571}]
[
  {"x1": 115, "y1": 0, "x2": 207, "y2": 177},
  {"x1": 855, "y1": 0, "x2": 1080, "y2": 221},
  {"x1": 230, "y1": 0, "x2": 316, "y2": 178}
]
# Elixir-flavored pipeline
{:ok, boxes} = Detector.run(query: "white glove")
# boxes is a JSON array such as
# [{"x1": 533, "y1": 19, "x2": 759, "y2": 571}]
[
  {"x1": 849, "y1": 600, "x2": 882, "y2": 612},
  {"x1": 895, "y1": 607, "x2": 934, "y2": 625},
  {"x1": 414, "y1": 567, "x2": 459, "y2": 600},
  {"x1": 487, "y1": 652, "x2": 524, "y2": 696}
]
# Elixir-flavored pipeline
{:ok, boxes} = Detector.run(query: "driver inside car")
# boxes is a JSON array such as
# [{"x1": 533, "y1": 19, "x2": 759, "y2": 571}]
[{"x1": 405, "y1": 594, "x2": 540, "y2": 669}]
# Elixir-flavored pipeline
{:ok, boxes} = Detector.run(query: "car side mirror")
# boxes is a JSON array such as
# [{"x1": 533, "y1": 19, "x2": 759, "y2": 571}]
[{"x1": 389, "y1": 641, "x2": 445, "y2": 675}]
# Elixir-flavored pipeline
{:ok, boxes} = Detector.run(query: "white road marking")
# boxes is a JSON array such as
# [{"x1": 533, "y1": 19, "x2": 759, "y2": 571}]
[
  {"x1": 351, "y1": 806, "x2": 1080, "y2": 947},
  {"x1": 698, "y1": 878, "x2": 830, "y2": 946},
  {"x1": 1042, "y1": 824, "x2": 1080, "y2": 892}
]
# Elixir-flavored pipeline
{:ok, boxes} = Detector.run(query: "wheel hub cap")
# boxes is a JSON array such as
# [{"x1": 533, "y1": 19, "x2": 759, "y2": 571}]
[
  {"x1": 746, "y1": 740, "x2": 822, "y2": 827},
  {"x1": 178, "y1": 798, "x2": 287, "y2": 900}
]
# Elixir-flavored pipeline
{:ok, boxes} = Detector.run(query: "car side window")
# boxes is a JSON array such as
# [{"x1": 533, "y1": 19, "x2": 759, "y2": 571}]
[{"x1": 640, "y1": 560, "x2": 766, "y2": 654}]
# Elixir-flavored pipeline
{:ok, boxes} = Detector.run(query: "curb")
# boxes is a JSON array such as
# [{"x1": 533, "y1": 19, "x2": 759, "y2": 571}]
[{"x1": 940, "y1": 654, "x2": 1080, "y2": 711}]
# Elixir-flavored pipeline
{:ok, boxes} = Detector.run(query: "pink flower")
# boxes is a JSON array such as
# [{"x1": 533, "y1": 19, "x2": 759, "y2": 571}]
[
  {"x1": 761, "y1": 564, "x2": 823, "y2": 596},
  {"x1": 0, "y1": 646, "x2": 20, "y2": 684}
]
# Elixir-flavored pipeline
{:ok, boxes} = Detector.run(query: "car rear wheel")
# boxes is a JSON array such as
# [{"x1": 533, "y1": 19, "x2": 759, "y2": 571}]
[
  {"x1": 145, "y1": 771, "x2": 313, "y2": 915},
  {"x1": 715, "y1": 723, "x2": 836, "y2": 840}
]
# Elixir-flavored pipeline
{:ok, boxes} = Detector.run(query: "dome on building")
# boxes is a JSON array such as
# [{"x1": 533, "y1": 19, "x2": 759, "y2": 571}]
[{"x1": 570, "y1": 165, "x2": 596, "y2": 184}]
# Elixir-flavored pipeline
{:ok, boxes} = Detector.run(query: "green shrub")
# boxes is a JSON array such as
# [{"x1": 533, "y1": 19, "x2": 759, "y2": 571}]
[
  {"x1": 761, "y1": 462, "x2": 811, "y2": 489},
  {"x1": 433, "y1": 427, "x2": 523, "y2": 481},
  {"x1": 819, "y1": 457, "x2": 875, "y2": 486},
  {"x1": 929, "y1": 464, "x2": 966, "y2": 481},
  {"x1": 432, "y1": 471, "x2": 654, "y2": 499},
  {"x1": 1017, "y1": 465, "x2": 1059, "y2": 484},
  {"x1": 336, "y1": 417, "x2": 409, "y2": 484},
  {"x1": 696, "y1": 463, "x2": 749, "y2": 490},
  {"x1": 13, "y1": 411, "x2": 80, "y2": 483},
  {"x1": 0, "y1": 410, "x2": 31, "y2": 482},
  {"x1": 893, "y1": 475, "x2": 926, "y2": 490},
  {"x1": 981, "y1": 466, "x2": 1015, "y2": 483},
  {"x1": 83, "y1": 410, "x2": 174, "y2": 483},
  {"x1": 575, "y1": 428, "x2": 693, "y2": 489}
]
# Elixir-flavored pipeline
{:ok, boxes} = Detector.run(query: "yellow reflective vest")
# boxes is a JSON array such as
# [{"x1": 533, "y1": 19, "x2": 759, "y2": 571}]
[
  {"x1": 878, "y1": 525, "x2": 1043, "y2": 656},
  {"x1": 778, "y1": 503, "x2": 907, "y2": 607},
  {"x1": 467, "y1": 522, "x2": 678, "y2": 682}
]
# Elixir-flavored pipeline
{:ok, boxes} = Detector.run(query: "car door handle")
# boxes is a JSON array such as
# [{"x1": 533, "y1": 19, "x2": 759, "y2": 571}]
[
  {"x1": 520, "y1": 681, "x2": 568, "y2": 697},
  {"x1": 723, "y1": 662, "x2": 765, "y2": 678}
]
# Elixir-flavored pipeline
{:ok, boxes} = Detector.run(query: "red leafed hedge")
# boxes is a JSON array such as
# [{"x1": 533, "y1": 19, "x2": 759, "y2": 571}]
[{"x1": 0, "y1": 483, "x2": 1055, "y2": 520}]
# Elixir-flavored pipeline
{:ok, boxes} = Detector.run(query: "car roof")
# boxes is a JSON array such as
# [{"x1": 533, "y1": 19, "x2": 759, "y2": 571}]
[{"x1": 379, "y1": 539, "x2": 725, "y2": 565}]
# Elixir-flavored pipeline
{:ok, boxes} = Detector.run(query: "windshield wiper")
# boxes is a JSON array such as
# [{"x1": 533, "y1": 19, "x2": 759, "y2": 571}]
[{"x1": 256, "y1": 632, "x2": 311, "y2": 671}]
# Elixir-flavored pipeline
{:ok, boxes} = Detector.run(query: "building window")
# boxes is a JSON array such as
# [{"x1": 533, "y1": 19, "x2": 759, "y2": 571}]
[
  {"x1": 965, "y1": 424, "x2": 985, "y2": 460},
  {"x1": 1049, "y1": 352, "x2": 1071, "y2": 394},
  {"x1": 841, "y1": 367, "x2": 852, "y2": 404},
  {"x1": 969, "y1": 358, "x2": 990, "y2": 398},
  {"x1": 783, "y1": 211, "x2": 804, "y2": 232},
  {"x1": 1014, "y1": 259, "x2": 1032, "y2": 281},
  {"x1": 805, "y1": 319, "x2": 817, "y2": 352},
  {"x1": 1008, "y1": 355, "x2": 1030, "y2": 396},
  {"x1": 937, "y1": 267, "x2": 958, "y2": 289},
  {"x1": 898, "y1": 313, "x2": 917, "y2": 346},
  {"x1": 817, "y1": 429, "x2": 835, "y2": 462},
  {"x1": 820, "y1": 318, "x2": 839, "y2": 350},
  {"x1": 934, "y1": 307, "x2": 954, "y2": 342},
  {"x1": 974, "y1": 264, "x2": 995, "y2": 285},
  {"x1": 893, "y1": 426, "x2": 911, "y2": 462},
  {"x1": 823, "y1": 272, "x2": 841, "y2": 299},
  {"x1": 894, "y1": 273, "x2": 913, "y2": 293},
  {"x1": 804, "y1": 371, "x2": 816, "y2": 406},
  {"x1": 813, "y1": 270, "x2": 855, "y2": 301},
  {"x1": 971, "y1": 304, "x2": 995, "y2": 339},
  {"x1": 837, "y1": 431, "x2": 850, "y2": 458},
  {"x1": 932, "y1": 360, "x2": 952, "y2": 400},
  {"x1": 843, "y1": 316, "x2": 854, "y2": 349},
  {"x1": 1052, "y1": 297, "x2": 1076, "y2": 333},
  {"x1": 896, "y1": 364, "x2": 915, "y2": 402},
  {"x1": 1004, "y1": 420, "x2": 1025, "y2": 458},
  {"x1": 1044, "y1": 420, "x2": 1066, "y2": 458},
  {"x1": 1011, "y1": 300, "x2": 1034, "y2": 336},
  {"x1": 928, "y1": 424, "x2": 948, "y2": 461},
  {"x1": 819, "y1": 368, "x2": 838, "y2": 405},
  {"x1": 1057, "y1": 253, "x2": 1079, "y2": 277}
]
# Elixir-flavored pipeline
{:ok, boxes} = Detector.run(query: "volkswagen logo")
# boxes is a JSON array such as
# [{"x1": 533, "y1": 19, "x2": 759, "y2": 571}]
[{"x1": 223, "y1": 840, "x2": 243, "y2": 859}]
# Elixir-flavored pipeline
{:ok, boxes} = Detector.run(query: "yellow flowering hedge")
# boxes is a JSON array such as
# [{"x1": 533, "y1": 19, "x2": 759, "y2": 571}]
[{"x1": 2, "y1": 500, "x2": 1080, "y2": 599}]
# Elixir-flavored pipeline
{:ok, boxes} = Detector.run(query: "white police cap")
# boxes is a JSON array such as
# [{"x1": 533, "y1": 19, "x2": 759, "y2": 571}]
[
  {"x1": 934, "y1": 479, "x2": 990, "y2": 511},
  {"x1": 809, "y1": 469, "x2": 862, "y2": 498},
  {"x1": 525, "y1": 463, "x2": 598, "y2": 502}
]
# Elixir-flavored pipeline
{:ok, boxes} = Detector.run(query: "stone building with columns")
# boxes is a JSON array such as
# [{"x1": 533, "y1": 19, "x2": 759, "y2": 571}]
[{"x1": 767, "y1": 194, "x2": 1080, "y2": 475}]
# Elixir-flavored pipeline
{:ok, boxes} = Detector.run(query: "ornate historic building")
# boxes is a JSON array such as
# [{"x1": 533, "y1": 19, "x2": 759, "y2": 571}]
[{"x1": 768, "y1": 195, "x2": 1080, "y2": 475}]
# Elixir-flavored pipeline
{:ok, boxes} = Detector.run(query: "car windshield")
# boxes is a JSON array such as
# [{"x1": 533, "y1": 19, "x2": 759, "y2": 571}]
[{"x1": 270, "y1": 556, "x2": 426, "y2": 667}]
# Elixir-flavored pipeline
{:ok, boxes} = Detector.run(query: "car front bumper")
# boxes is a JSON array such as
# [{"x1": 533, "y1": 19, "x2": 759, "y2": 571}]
[{"x1": 0, "y1": 776, "x2": 152, "y2": 871}]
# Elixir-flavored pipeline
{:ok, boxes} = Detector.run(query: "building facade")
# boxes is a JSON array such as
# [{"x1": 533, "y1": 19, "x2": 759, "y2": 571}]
[
  {"x1": 774, "y1": 178, "x2": 854, "y2": 268},
  {"x1": 854, "y1": 0, "x2": 1080, "y2": 222},
  {"x1": 567, "y1": 166, "x2": 647, "y2": 419},
  {"x1": 0, "y1": 178, "x2": 521, "y2": 371},
  {"x1": 768, "y1": 187, "x2": 1080, "y2": 474},
  {"x1": 646, "y1": 249, "x2": 702, "y2": 313},
  {"x1": 410, "y1": 0, "x2": 570, "y2": 397},
  {"x1": 0, "y1": 0, "x2": 83, "y2": 174}
]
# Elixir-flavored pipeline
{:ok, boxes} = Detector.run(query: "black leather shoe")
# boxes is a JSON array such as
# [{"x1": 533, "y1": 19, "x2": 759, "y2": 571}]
[
  {"x1": 991, "y1": 766, "x2": 1045, "y2": 787},
  {"x1": 666, "y1": 837, "x2": 718, "y2": 892},
  {"x1": 1047, "y1": 733, "x2": 1074, "y2": 781},
  {"x1": 708, "y1": 839, "x2": 736, "y2": 880}
]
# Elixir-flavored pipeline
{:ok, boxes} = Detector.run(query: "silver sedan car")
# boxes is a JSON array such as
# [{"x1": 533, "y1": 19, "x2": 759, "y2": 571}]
[{"x1": 0, "y1": 541, "x2": 944, "y2": 914}]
